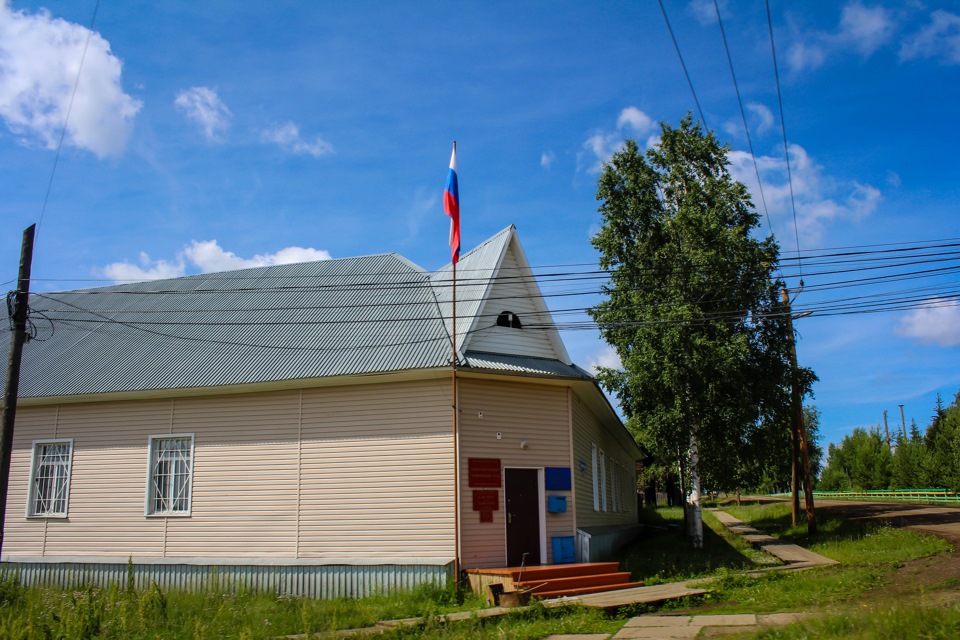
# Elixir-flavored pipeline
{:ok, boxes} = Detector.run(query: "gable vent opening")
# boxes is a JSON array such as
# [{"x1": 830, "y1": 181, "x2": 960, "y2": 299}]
[{"x1": 496, "y1": 311, "x2": 522, "y2": 329}]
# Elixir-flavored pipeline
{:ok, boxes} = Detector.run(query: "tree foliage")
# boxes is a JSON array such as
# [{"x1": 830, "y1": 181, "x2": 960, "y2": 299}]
[
  {"x1": 589, "y1": 115, "x2": 813, "y2": 496},
  {"x1": 818, "y1": 426, "x2": 892, "y2": 491},
  {"x1": 819, "y1": 389, "x2": 960, "y2": 491}
]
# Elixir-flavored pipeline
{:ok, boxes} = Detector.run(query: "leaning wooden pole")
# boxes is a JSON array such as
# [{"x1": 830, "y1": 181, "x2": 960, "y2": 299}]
[
  {"x1": 0, "y1": 224, "x2": 36, "y2": 558},
  {"x1": 782, "y1": 288, "x2": 816, "y2": 534}
]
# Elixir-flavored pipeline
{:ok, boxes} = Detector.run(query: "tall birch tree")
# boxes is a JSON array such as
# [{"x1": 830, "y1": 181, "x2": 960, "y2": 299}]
[{"x1": 589, "y1": 115, "x2": 787, "y2": 546}]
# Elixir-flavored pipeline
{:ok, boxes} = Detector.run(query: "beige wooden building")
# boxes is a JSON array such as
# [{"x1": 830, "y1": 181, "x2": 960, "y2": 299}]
[{"x1": 3, "y1": 226, "x2": 641, "y2": 596}]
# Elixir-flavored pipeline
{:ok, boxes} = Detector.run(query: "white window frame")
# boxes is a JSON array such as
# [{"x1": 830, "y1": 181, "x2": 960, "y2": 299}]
[
  {"x1": 622, "y1": 464, "x2": 628, "y2": 511},
  {"x1": 617, "y1": 462, "x2": 626, "y2": 513},
  {"x1": 599, "y1": 449, "x2": 607, "y2": 512},
  {"x1": 612, "y1": 461, "x2": 620, "y2": 512},
  {"x1": 145, "y1": 434, "x2": 195, "y2": 517},
  {"x1": 591, "y1": 444, "x2": 599, "y2": 511},
  {"x1": 621, "y1": 463, "x2": 627, "y2": 512},
  {"x1": 26, "y1": 439, "x2": 74, "y2": 518}
]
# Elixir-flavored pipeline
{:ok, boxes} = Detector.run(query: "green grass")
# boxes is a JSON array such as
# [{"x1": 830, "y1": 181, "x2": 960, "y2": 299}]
[
  {"x1": 0, "y1": 504, "x2": 952, "y2": 638},
  {"x1": 730, "y1": 602, "x2": 960, "y2": 639},
  {"x1": 697, "y1": 502, "x2": 951, "y2": 615},
  {"x1": 0, "y1": 575, "x2": 620, "y2": 640},
  {"x1": 0, "y1": 577, "x2": 487, "y2": 639},
  {"x1": 723, "y1": 501, "x2": 949, "y2": 566},
  {"x1": 617, "y1": 506, "x2": 782, "y2": 585},
  {"x1": 376, "y1": 602, "x2": 620, "y2": 639}
]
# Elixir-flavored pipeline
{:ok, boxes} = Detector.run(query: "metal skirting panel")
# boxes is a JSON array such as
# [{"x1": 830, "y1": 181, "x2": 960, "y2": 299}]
[
  {"x1": 577, "y1": 525, "x2": 644, "y2": 563},
  {"x1": 0, "y1": 562, "x2": 453, "y2": 598}
]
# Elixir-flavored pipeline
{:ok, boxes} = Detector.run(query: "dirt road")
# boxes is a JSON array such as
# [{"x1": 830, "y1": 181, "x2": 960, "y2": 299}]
[
  {"x1": 813, "y1": 499, "x2": 960, "y2": 604},
  {"x1": 815, "y1": 499, "x2": 960, "y2": 546}
]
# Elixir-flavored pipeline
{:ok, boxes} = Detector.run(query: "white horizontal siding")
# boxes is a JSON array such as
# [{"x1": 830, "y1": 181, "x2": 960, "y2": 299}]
[
  {"x1": 467, "y1": 247, "x2": 559, "y2": 360},
  {"x1": 572, "y1": 393, "x2": 637, "y2": 529},
  {"x1": 165, "y1": 392, "x2": 300, "y2": 558},
  {"x1": 5, "y1": 407, "x2": 58, "y2": 556},
  {"x1": 457, "y1": 379, "x2": 574, "y2": 568},
  {"x1": 4, "y1": 380, "x2": 456, "y2": 564},
  {"x1": 16, "y1": 401, "x2": 171, "y2": 558}
]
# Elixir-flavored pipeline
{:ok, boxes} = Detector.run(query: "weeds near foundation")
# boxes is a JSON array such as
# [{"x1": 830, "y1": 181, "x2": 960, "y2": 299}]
[{"x1": 0, "y1": 504, "x2": 953, "y2": 638}]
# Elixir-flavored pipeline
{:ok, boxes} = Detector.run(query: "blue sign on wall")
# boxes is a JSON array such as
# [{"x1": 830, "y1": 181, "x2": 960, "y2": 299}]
[{"x1": 544, "y1": 467, "x2": 572, "y2": 491}]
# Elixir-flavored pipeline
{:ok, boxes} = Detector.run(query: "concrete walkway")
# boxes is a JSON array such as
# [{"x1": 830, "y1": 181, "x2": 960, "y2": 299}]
[
  {"x1": 540, "y1": 508, "x2": 836, "y2": 639},
  {"x1": 708, "y1": 508, "x2": 839, "y2": 569},
  {"x1": 289, "y1": 508, "x2": 832, "y2": 638},
  {"x1": 543, "y1": 613, "x2": 812, "y2": 639},
  {"x1": 543, "y1": 580, "x2": 708, "y2": 609}
]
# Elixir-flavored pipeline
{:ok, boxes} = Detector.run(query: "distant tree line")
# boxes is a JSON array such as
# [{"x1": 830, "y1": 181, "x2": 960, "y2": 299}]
[{"x1": 819, "y1": 389, "x2": 960, "y2": 492}]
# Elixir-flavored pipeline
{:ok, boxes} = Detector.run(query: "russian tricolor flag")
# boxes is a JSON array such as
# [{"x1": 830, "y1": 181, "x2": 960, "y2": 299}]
[{"x1": 444, "y1": 142, "x2": 460, "y2": 264}]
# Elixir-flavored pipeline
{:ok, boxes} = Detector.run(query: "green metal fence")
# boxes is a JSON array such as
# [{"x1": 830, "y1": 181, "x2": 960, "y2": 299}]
[{"x1": 811, "y1": 489, "x2": 960, "y2": 505}]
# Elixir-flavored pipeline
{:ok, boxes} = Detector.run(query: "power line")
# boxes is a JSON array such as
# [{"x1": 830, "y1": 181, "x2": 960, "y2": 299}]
[
  {"x1": 25, "y1": 244, "x2": 960, "y2": 311},
  {"x1": 24, "y1": 258, "x2": 960, "y2": 334},
  {"x1": 658, "y1": 0, "x2": 708, "y2": 129},
  {"x1": 37, "y1": 0, "x2": 101, "y2": 236},
  {"x1": 713, "y1": 0, "x2": 776, "y2": 246},
  {"x1": 765, "y1": 0, "x2": 803, "y2": 284}
]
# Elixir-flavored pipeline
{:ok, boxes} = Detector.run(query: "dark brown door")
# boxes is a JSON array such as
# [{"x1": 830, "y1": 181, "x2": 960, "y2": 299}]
[{"x1": 505, "y1": 468, "x2": 541, "y2": 567}]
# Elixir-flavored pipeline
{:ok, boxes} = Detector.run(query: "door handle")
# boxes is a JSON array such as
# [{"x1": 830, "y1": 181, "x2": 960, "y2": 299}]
[{"x1": 507, "y1": 512, "x2": 513, "y2": 524}]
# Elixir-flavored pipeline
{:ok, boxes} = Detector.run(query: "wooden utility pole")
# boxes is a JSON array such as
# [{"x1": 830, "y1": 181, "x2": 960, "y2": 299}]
[
  {"x1": 782, "y1": 288, "x2": 816, "y2": 534},
  {"x1": 899, "y1": 404, "x2": 907, "y2": 440},
  {"x1": 883, "y1": 410, "x2": 891, "y2": 448},
  {"x1": 0, "y1": 224, "x2": 36, "y2": 558},
  {"x1": 790, "y1": 404, "x2": 800, "y2": 526}
]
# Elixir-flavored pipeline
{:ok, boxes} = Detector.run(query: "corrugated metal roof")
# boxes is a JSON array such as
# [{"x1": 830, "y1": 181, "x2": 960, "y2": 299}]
[
  {"x1": 17, "y1": 252, "x2": 450, "y2": 398},
  {"x1": 462, "y1": 351, "x2": 592, "y2": 378},
  {"x1": 8, "y1": 226, "x2": 588, "y2": 400},
  {"x1": 429, "y1": 225, "x2": 513, "y2": 359}
]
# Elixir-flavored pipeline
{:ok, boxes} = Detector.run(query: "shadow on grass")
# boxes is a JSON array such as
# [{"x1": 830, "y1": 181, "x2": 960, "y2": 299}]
[
  {"x1": 614, "y1": 506, "x2": 765, "y2": 584},
  {"x1": 726, "y1": 502, "x2": 875, "y2": 548}
]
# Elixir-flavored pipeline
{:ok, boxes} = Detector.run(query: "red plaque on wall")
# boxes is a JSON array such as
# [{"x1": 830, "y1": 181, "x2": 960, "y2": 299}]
[
  {"x1": 468, "y1": 458, "x2": 502, "y2": 487},
  {"x1": 472, "y1": 489, "x2": 499, "y2": 512},
  {"x1": 479, "y1": 511, "x2": 493, "y2": 523}
]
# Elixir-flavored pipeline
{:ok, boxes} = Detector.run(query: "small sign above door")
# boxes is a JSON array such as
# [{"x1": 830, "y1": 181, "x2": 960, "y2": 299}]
[{"x1": 468, "y1": 458, "x2": 502, "y2": 487}]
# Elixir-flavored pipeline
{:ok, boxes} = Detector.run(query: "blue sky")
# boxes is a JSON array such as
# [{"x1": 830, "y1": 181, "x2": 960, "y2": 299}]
[{"x1": 1, "y1": 0, "x2": 958, "y2": 448}]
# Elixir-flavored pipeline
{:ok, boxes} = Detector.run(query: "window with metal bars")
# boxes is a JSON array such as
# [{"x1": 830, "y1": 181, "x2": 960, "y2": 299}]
[
  {"x1": 28, "y1": 440, "x2": 73, "y2": 517},
  {"x1": 146, "y1": 435, "x2": 194, "y2": 515}
]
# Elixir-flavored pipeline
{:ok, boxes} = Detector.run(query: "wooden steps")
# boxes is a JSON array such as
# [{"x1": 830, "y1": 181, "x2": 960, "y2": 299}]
[{"x1": 467, "y1": 561, "x2": 643, "y2": 602}]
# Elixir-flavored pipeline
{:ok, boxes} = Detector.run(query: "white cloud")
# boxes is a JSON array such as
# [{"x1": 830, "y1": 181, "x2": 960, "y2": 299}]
[
  {"x1": 617, "y1": 106, "x2": 655, "y2": 133},
  {"x1": 404, "y1": 187, "x2": 438, "y2": 241},
  {"x1": 788, "y1": 1, "x2": 896, "y2": 72},
  {"x1": 0, "y1": 4, "x2": 141, "y2": 157},
  {"x1": 585, "y1": 345, "x2": 622, "y2": 376},
  {"x1": 722, "y1": 105, "x2": 772, "y2": 142},
  {"x1": 174, "y1": 87, "x2": 231, "y2": 141},
  {"x1": 896, "y1": 302, "x2": 960, "y2": 347},
  {"x1": 787, "y1": 40, "x2": 828, "y2": 73},
  {"x1": 900, "y1": 10, "x2": 960, "y2": 64},
  {"x1": 261, "y1": 121, "x2": 334, "y2": 157},
  {"x1": 540, "y1": 150, "x2": 556, "y2": 168},
  {"x1": 687, "y1": 0, "x2": 726, "y2": 27},
  {"x1": 101, "y1": 252, "x2": 185, "y2": 282},
  {"x1": 838, "y1": 2, "x2": 896, "y2": 56},
  {"x1": 100, "y1": 240, "x2": 332, "y2": 282},
  {"x1": 746, "y1": 103, "x2": 775, "y2": 135},
  {"x1": 183, "y1": 240, "x2": 331, "y2": 272},
  {"x1": 581, "y1": 106, "x2": 657, "y2": 173},
  {"x1": 581, "y1": 132, "x2": 620, "y2": 173},
  {"x1": 728, "y1": 143, "x2": 881, "y2": 244}
]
